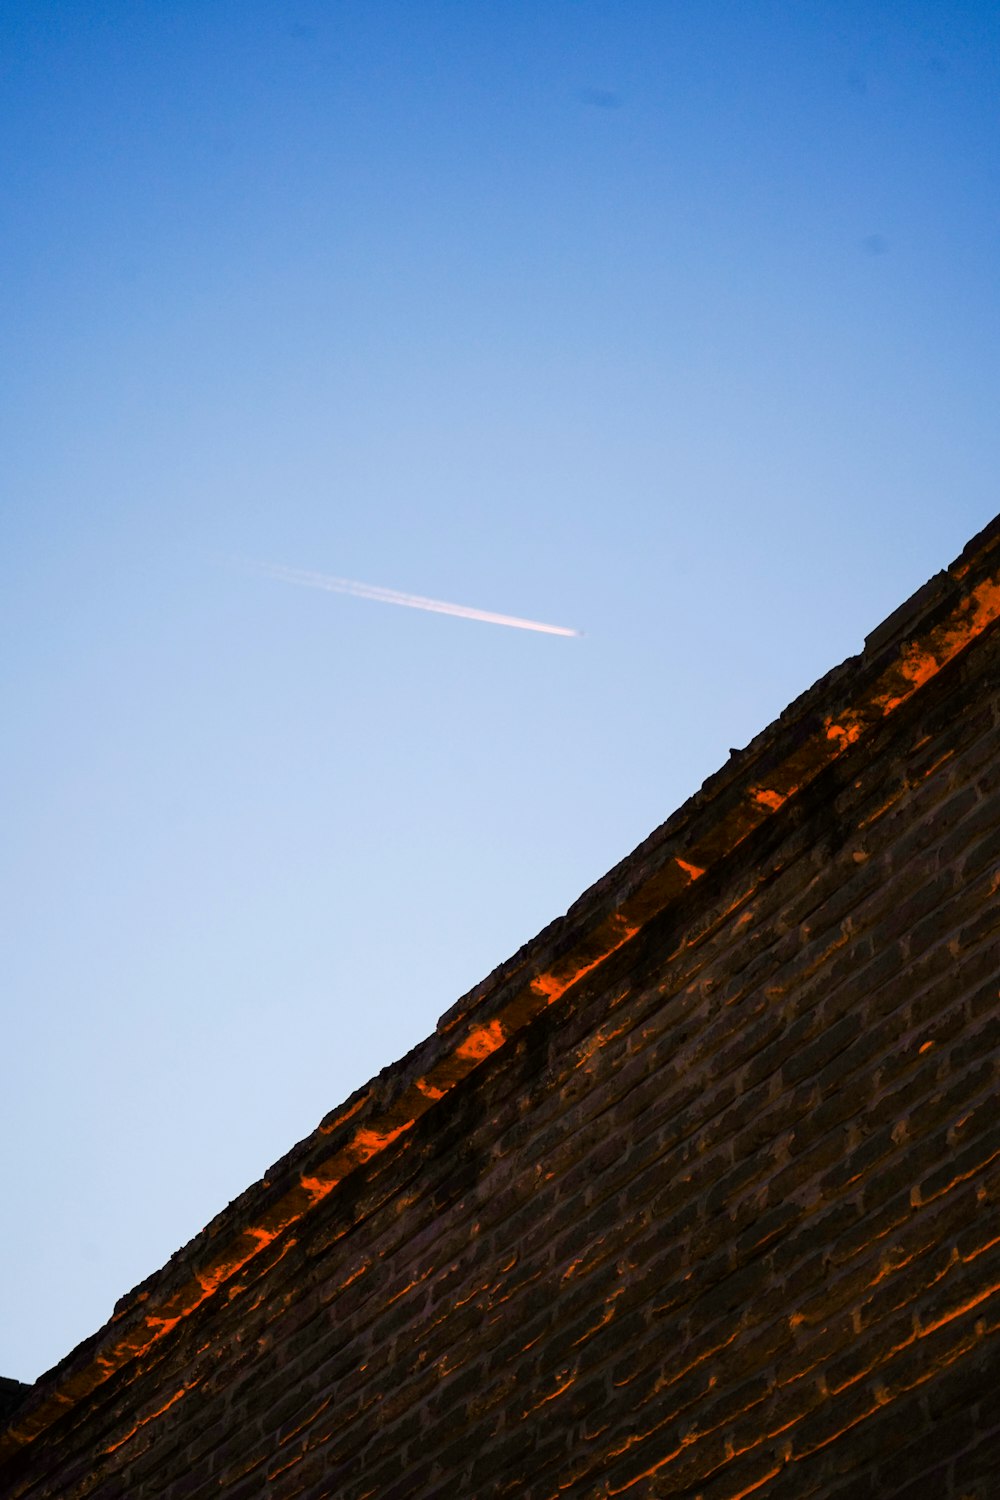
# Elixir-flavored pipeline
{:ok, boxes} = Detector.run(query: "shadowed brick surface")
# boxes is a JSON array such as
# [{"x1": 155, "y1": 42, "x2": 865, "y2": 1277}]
[{"x1": 2, "y1": 520, "x2": 999, "y2": 1499}]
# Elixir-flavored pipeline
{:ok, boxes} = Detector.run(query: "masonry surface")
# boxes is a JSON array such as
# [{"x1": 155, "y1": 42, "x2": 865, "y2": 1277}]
[{"x1": 3, "y1": 518, "x2": 1000, "y2": 1500}]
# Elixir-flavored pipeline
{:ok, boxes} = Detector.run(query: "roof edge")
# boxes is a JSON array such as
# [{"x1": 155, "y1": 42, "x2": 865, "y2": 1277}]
[{"x1": 4, "y1": 515, "x2": 999, "y2": 1463}]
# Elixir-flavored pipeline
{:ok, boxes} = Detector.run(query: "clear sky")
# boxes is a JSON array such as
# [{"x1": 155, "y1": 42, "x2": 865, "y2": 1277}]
[{"x1": 2, "y1": 1, "x2": 997, "y2": 1383}]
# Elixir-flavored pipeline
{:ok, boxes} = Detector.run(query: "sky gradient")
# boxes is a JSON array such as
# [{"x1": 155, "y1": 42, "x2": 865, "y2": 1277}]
[{"x1": 2, "y1": 1, "x2": 998, "y2": 1381}]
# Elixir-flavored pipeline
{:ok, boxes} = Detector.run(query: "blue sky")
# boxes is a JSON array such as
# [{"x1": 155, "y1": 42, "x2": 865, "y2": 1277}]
[{"x1": 2, "y1": 1, "x2": 997, "y2": 1381}]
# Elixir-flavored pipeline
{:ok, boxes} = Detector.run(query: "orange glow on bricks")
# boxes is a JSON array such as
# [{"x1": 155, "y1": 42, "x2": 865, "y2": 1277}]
[
  {"x1": 317, "y1": 1091, "x2": 370, "y2": 1135},
  {"x1": 415, "y1": 1076, "x2": 447, "y2": 1100},
  {"x1": 531, "y1": 925, "x2": 641, "y2": 1009},
  {"x1": 824, "y1": 716, "x2": 864, "y2": 750},
  {"x1": 300, "y1": 1171, "x2": 341, "y2": 1203},
  {"x1": 726, "y1": 1466, "x2": 785, "y2": 1499},
  {"x1": 142, "y1": 1314, "x2": 181, "y2": 1337},
  {"x1": 912, "y1": 1146, "x2": 1000, "y2": 1206},
  {"x1": 522, "y1": 1371, "x2": 577, "y2": 1414},
  {"x1": 353, "y1": 1121, "x2": 413, "y2": 1158},
  {"x1": 4, "y1": 520, "x2": 999, "y2": 1482},
  {"x1": 919, "y1": 1278, "x2": 1000, "y2": 1336},
  {"x1": 751, "y1": 788, "x2": 787, "y2": 812},
  {"x1": 103, "y1": 1384, "x2": 194, "y2": 1456},
  {"x1": 455, "y1": 1020, "x2": 507, "y2": 1061}
]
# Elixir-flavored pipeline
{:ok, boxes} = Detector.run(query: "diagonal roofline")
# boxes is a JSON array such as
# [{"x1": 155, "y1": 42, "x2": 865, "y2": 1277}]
[{"x1": 3, "y1": 514, "x2": 999, "y2": 1463}]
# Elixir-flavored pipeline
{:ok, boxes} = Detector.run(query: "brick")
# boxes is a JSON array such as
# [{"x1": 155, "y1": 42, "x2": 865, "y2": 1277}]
[
  {"x1": 952, "y1": 1421, "x2": 1000, "y2": 1493},
  {"x1": 950, "y1": 1015, "x2": 1000, "y2": 1073},
  {"x1": 783, "y1": 1014, "x2": 866, "y2": 1087},
  {"x1": 6, "y1": 538, "x2": 1000, "y2": 1500}
]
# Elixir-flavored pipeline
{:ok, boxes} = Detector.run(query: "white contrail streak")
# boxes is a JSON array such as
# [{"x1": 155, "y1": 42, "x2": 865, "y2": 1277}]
[{"x1": 247, "y1": 561, "x2": 582, "y2": 638}]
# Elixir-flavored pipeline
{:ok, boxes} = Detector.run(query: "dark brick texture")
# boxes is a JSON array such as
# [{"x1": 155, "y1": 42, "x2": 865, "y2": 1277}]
[{"x1": 2, "y1": 521, "x2": 999, "y2": 1499}]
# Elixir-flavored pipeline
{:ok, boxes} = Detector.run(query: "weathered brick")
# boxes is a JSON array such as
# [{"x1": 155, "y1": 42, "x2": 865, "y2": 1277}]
[
  {"x1": 783, "y1": 1013, "x2": 866, "y2": 1087},
  {"x1": 6, "y1": 529, "x2": 1000, "y2": 1500},
  {"x1": 951, "y1": 1420, "x2": 1000, "y2": 1493}
]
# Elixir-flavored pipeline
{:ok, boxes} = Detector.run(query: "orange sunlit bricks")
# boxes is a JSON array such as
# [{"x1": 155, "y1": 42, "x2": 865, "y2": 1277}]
[
  {"x1": 530, "y1": 924, "x2": 641, "y2": 1009},
  {"x1": 724, "y1": 1466, "x2": 785, "y2": 1500},
  {"x1": 4, "y1": 525, "x2": 999, "y2": 1481},
  {"x1": 353, "y1": 1121, "x2": 413, "y2": 1158},
  {"x1": 415, "y1": 1076, "x2": 447, "y2": 1100},
  {"x1": 824, "y1": 716, "x2": 864, "y2": 750},
  {"x1": 455, "y1": 1019, "x2": 507, "y2": 1061},
  {"x1": 300, "y1": 1171, "x2": 341, "y2": 1204},
  {"x1": 590, "y1": 1260, "x2": 999, "y2": 1495},
  {"x1": 522, "y1": 1369, "x2": 577, "y2": 1414},
  {"x1": 103, "y1": 1383, "x2": 195, "y2": 1457},
  {"x1": 750, "y1": 788, "x2": 787, "y2": 812},
  {"x1": 317, "y1": 1090, "x2": 370, "y2": 1134}
]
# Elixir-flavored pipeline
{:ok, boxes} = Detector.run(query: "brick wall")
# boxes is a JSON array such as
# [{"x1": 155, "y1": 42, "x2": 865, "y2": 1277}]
[{"x1": 2, "y1": 520, "x2": 999, "y2": 1499}]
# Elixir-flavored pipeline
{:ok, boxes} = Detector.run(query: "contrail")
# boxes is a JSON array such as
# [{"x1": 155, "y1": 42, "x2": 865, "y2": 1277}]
[{"x1": 246, "y1": 561, "x2": 582, "y2": 638}]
